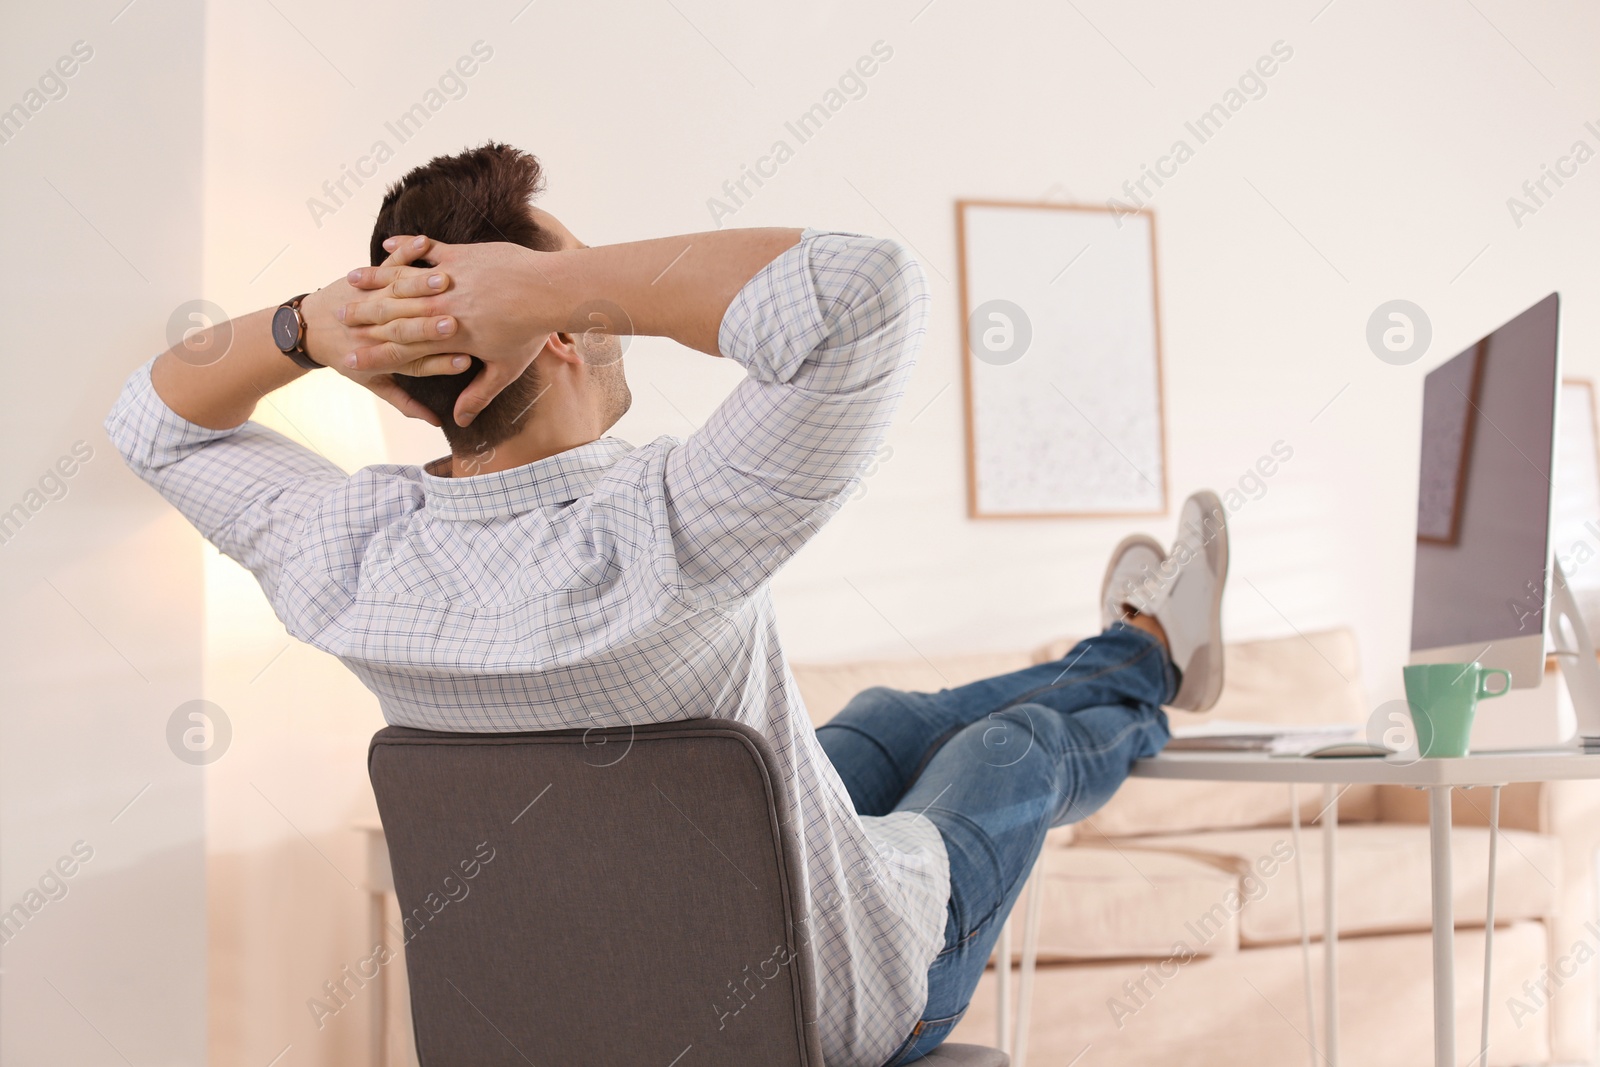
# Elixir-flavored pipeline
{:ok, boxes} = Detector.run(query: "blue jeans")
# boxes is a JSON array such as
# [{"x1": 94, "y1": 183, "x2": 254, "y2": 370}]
[{"x1": 815, "y1": 623, "x2": 1176, "y2": 1065}]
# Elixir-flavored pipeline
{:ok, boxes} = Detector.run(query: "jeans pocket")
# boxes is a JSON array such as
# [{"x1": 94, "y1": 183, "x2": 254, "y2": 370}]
[{"x1": 885, "y1": 1005, "x2": 971, "y2": 1066}]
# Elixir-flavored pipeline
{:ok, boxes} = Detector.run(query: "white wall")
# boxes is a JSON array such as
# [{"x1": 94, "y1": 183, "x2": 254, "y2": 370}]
[
  {"x1": 207, "y1": 0, "x2": 1600, "y2": 672},
  {"x1": 0, "y1": 1, "x2": 208, "y2": 1063},
  {"x1": 190, "y1": 0, "x2": 1600, "y2": 1063}
]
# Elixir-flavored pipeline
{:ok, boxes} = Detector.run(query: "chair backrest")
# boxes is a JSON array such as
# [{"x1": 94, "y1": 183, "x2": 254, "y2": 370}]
[{"x1": 368, "y1": 719, "x2": 824, "y2": 1066}]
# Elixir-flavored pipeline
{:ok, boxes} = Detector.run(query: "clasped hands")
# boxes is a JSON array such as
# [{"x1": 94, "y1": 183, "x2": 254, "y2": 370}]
[{"x1": 305, "y1": 234, "x2": 551, "y2": 428}]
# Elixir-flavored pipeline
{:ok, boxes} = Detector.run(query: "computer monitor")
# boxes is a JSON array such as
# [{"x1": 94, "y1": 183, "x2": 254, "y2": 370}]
[{"x1": 1410, "y1": 293, "x2": 1562, "y2": 688}]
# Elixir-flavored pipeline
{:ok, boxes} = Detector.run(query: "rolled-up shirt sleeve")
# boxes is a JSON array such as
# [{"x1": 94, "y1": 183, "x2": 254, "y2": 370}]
[
  {"x1": 658, "y1": 229, "x2": 930, "y2": 605},
  {"x1": 104, "y1": 359, "x2": 349, "y2": 609}
]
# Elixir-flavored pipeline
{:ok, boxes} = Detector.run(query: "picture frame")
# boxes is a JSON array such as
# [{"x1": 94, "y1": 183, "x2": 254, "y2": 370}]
[{"x1": 955, "y1": 199, "x2": 1169, "y2": 519}]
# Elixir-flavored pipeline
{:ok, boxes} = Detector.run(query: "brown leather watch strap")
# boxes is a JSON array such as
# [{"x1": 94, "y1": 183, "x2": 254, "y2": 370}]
[{"x1": 274, "y1": 292, "x2": 323, "y2": 370}]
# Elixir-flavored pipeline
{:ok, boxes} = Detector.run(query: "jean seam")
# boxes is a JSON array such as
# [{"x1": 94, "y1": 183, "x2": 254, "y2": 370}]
[
  {"x1": 1053, "y1": 716, "x2": 1163, "y2": 822},
  {"x1": 903, "y1": 721, "x2": 969, "y2": 796},
  {"x1": 919, "y1": 806, "x2": 1007, "y2": 935},
  {"x1": 934, "y1": 926, "x2": 980, "y2": 958},
  {"x1": 987, "y1": 636, "x2": 1166, "y2": 717},
  {"x1": 1066, "y1": 717, "x2": 1157, "y2": 760},
  {"x1": 816, "y1": 722, "x2": 899, "y2": 765}
]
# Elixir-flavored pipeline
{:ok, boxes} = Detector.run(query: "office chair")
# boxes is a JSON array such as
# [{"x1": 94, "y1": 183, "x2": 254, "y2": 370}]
[{"x1": 368, "y1": 719, "x2": 1007, "y2": 1066}]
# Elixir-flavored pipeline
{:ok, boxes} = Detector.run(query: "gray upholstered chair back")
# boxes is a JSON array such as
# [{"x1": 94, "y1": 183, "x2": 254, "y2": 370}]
[
  {"x1": 368, "y1": 719, "x2": 824, "y2": 1066},
  {"x1": 370, "y1": 718, "x2": 1009, "y2": 1066}
]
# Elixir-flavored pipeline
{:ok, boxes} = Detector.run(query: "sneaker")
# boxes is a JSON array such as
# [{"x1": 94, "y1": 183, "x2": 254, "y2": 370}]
[
  {"x1": 1099, "y1": 533, "x2": 1165, "y2": 629},
  {"x1": 1148, "y1": 491, "x2": 1229, "y2": 711}
]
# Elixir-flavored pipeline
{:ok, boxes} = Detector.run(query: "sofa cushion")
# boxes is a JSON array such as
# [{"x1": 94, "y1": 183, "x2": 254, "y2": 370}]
[
  {"x1": 955, "y1": 923, "x2": 1551, "y2": 1067},
  {"x1": 1018, "y1": 836, "x2": 1242, "y2": 961},
  {"x1": 1103, "y1": 823, "x2": 1561, "y2": 945},
  {"x1": 1077, "y1": 779, "x2": 1380, "y2": 841}
]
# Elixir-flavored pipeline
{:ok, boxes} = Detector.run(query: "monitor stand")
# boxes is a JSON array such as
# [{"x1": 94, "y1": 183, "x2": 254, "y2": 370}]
[
  {"x1": 1466, "y1": 561, "x2": 1600, "y2": 752},
  {"x1": 1551, "y1": 560, "x2": 1600, "y2": 741}
]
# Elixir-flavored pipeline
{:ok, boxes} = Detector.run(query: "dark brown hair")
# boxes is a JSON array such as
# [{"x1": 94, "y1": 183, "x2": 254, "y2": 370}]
[{"x1": 370, "y1": 142, "x2": 562, "y2": 453}]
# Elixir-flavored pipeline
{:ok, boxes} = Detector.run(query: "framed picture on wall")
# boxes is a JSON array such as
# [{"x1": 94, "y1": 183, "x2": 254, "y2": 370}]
[{"x1": 955, "y1": 199, "x2": 1168, "y2": 518}]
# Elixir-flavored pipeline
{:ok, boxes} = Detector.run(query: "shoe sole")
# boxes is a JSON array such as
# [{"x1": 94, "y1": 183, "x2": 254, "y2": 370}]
[
  {"x1": 1100, "y1": 532, "x2": 1165, "y2": 629},
  {"x1": 1174, "y1": 490, "x2": 1229, "y2": 712}
]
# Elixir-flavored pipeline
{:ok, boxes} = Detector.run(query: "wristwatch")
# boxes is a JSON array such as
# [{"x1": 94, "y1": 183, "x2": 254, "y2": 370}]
[{"x1": 272, "y1": 292, "x2": 324, "y2": 370}]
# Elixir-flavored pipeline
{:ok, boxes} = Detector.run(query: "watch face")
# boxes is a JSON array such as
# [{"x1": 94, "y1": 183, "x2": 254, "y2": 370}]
[{"x1": 272, "y1": 305, "x2": 300, "y2": 352}]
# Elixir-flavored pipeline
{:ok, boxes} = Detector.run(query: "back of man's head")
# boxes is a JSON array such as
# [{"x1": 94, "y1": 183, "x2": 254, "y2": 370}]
[{"x1": 370, "y1": 142, "x2": 561, "y2": 454}]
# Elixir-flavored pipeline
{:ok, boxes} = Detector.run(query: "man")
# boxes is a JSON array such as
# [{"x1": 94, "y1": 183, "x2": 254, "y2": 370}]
[{"x1": 108, "y1": 142, "x2": 1227, "y2": 1066}]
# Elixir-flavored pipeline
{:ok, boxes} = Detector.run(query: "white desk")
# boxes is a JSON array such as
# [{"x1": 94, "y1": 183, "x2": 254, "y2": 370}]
[{"x1": 1121, "y1": 750, "x2": 1600, "y2": 1067}]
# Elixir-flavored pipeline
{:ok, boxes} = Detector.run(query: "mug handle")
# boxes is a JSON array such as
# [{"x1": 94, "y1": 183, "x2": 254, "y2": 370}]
[{"x1": 1478, "y1": 669, "x2": 1513, "y2": 699}]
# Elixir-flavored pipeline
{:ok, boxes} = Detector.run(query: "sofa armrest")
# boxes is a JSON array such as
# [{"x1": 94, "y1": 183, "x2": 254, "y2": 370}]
[
  {"x1": 1536, "y1": 779, "x2": 1600, "y2": 1061},
  {"x1": 1543, "y1": 777, "x2": 1600, "y2": 836}
]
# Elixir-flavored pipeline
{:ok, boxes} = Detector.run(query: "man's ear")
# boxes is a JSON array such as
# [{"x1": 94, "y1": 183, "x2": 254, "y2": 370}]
[{"x1": 541, "y1": 331, "x2": 583, "y2": 366}]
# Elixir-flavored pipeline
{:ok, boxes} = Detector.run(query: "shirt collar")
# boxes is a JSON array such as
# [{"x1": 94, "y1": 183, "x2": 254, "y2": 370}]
[{"x1": 419, "y1": 437, "x2": 636, "y2": 520}]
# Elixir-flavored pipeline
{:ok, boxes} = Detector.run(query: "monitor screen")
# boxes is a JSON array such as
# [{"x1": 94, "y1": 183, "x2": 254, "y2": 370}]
[{"x1": 1411, "y1": 293, "x2": 1560, "y2": 658}]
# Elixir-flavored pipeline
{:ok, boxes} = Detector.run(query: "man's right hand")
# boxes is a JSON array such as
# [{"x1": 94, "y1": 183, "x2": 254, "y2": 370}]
[
  {"x1": 341, "y1": 236, "x2": 557, "y2": 427},
  {"x1": 302, "y1": 264, "x2": 468, "y2": 428}
]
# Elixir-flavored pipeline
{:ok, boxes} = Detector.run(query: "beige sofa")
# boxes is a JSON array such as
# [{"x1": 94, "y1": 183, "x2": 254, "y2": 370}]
[{"x1": 790, "y1": 628, "x2": 1600, "y2": 1067}]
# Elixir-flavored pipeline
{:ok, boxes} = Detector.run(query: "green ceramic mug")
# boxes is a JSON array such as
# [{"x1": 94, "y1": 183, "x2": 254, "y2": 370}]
[{"x1": 1402, "y1": 663, "x2": 1513, "y2": 758}]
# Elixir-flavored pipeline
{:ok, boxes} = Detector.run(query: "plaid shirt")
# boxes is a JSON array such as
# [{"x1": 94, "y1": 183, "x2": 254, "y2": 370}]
[{"x1": 108, "y1": 230, "x2": 946, "y2": 1067}]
